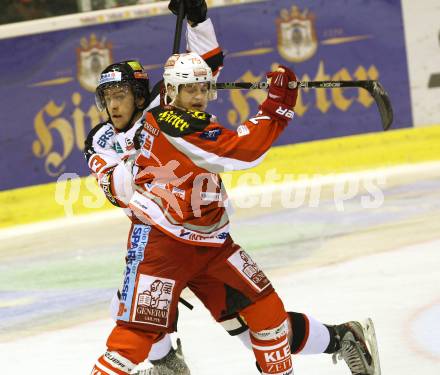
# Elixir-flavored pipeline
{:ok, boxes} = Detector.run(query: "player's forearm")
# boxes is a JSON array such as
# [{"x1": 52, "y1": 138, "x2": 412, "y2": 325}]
[{"x1": 186, "y1": 18, "x2": 224, "y2": 76}]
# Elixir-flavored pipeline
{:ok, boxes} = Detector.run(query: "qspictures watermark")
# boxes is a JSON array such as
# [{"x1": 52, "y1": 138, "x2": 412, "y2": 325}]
[{"x1": 54, "y1": 168, "x2": 387, "y2": 218}]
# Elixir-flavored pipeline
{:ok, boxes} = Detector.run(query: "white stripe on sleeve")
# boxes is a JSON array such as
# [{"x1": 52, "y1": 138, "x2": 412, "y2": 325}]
[{"x1": 164, "y1": 133, "x2": 267, "y2": 172}]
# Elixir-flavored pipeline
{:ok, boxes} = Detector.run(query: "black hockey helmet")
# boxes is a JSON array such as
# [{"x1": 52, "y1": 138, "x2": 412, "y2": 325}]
[{"x1": 95, "y1": 60, "x2": 150, "y2": 112}]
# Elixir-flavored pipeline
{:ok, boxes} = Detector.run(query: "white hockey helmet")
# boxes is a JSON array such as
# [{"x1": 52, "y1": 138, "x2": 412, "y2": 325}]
[{"x1": 163, "y1": 52, "x2": 217, "y2": 105}]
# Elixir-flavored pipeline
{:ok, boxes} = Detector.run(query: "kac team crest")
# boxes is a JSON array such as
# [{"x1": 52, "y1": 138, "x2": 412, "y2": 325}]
[
  {"x1": 276, "y1": 5, "x2": 318, "y2": 63},
  {"x1": 77, "y1": 33, "x2": 112, "y2": 92}
]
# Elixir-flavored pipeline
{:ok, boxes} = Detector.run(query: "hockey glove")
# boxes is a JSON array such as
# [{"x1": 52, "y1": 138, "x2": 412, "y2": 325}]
[
  {"x1": 260, "y1": 66, "x2": 298, "y2": 121},
  {"x1": 168, "y1": 0, "x2": 208, "y2": 25}
]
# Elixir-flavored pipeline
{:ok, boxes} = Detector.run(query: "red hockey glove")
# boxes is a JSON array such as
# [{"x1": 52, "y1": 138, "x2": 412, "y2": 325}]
[
  {"x1": 260, "y1": 66, "x2": 298, "y2": 121},
  {"x1": 168, "y1": 0, "x2": 208, "y2": 25}
]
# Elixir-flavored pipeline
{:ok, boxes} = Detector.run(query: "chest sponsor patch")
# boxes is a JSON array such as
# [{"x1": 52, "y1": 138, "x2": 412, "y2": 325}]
[
  {"x1": 144, "y1": 121, "x2": 160, "y2": 137},
  {"x1": 141, "y1": 132, "x2": 155, "y2": 159},
  {"x1": 227, "y1": 249, "x2": 271, "y2": 292},
  {"x1": 151, "y1": 106, "x2": 211, "y2": 137},
  {"x1": 97, "y1": 127, "x2": 115, "y2": 148},
  {"x1": 132, "y1": 274, "x2": 175, "y2": 327}
]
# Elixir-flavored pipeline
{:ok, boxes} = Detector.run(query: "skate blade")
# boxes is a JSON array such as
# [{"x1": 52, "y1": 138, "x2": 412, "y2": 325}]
[{"x1": 363, "y1": 318, "x2": 382, "y2": 375}]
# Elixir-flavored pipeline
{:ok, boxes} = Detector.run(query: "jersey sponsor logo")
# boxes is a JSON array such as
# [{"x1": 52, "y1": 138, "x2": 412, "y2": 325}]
[
  {"x1": 179, "y1": 229, "x2": 228, "y2": 241},
  {"x1": 118, "y1": 225, "x2": 150, "y2": 320},
  {"x1": 144, "y1": 121, "x2": 160, "y2": 137},
  {"x1": 237, "y1": 124, "x2": 250, "y2": 137},
  {"x1": 97, "y1": 128, "x2": 115, "y2": 148},
  {"x1": 253, "y1": 320, "x2": 288, "y2": 341},
  {"x1": 113, "y1": 141, "x2": 123, "y2": 154},
  {"x1": 125, "y1": 137, "x2": 135, "y2": 151},
  {"x1": 265, "y1": 347, "x2": 292, "y2": 374},
  {"x1": 99, "y1": 171, "x2": 118, "y2": 206},
  {"x1": 152, "y1": 107, "x2": 210, "y2": 136},
  {"x1": 227, "y1": 249, "x2": 271, "y2": 292},
  {"x1": 141, "y1": 132, "x2": 155, "y2": 159},
  {"x1": 264, "y1": 345, "x2": 291, "y2": 363},
  {"x1": 157, "y1": 110, "x2": 190, "y2": 132},
  {"x1": 200, "y1": 128, "x2": 222, "y2": 141},
  {"x1": 132, "y1": 275, "x2": 175, "y2": 327},
  {"x1": 187, "y1": 110, "x2": 208, "y2": 121}
]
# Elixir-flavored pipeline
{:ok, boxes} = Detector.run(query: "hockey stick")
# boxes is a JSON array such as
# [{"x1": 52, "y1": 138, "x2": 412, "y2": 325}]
[
  {"x1": 214, "y1": 80, "x2": 393, "y2": 131},
  {"x1": 172, "y1": 1, "x2": 196, "y2": 312},
  {"x1": 172, "y1": 0, "x2": 186, "y2": 54}
]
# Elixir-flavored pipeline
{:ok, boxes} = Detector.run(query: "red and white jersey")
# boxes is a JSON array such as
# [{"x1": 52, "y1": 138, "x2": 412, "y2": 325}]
[
  {"x1": 129, "y1": 106, "x2": 289, "y2": 247},
  {"x1": 84, "y1": 19, "x2": 224, "y2": 215}
]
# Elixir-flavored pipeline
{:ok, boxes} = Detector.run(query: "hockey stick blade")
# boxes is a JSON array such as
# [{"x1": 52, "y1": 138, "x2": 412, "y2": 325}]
[
  {"x1": 214, "y1": 80, "x2": 394, "y2": 131},
  {"x1": 364, "y1": 81, "x2": 393, "y2": 131}
]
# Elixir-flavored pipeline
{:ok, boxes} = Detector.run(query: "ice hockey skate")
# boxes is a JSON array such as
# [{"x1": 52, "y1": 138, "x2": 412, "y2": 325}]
[
  {"x1": 134, "y1": 339, "x2": 190, "y2": 375},
  {"x1": 332, "y1": 318, "x2": 381, "y2": 375}
]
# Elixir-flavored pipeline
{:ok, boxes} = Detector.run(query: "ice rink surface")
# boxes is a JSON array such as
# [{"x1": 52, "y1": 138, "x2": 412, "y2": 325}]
[{"x1": 1, "y1": 162, "x2": 440, "y2": 374}]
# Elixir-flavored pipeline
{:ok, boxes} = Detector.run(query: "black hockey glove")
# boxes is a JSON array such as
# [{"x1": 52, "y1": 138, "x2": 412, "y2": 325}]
[{"x1": 168, "y1": 0, "x2": 208, "y2": 25}]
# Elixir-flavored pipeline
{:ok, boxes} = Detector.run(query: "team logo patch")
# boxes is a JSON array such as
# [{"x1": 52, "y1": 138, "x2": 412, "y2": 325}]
[
  {"x1": 132, "y1": 275, "x2": 175, "y2": 327},
  {"x1": 227, "y1": 249, "x2": 271, "y2": 292},
  {"x1": 200, "y1": 128, "x2": 222, "y2": 141}
]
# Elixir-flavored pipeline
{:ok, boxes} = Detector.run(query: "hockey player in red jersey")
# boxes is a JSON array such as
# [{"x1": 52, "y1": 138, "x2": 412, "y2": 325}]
[
  {"x1": 90, "y1": 52, "x2": 381, "y2": 375},
  {"x1": 84, "y1": 2, "x2": 223, "y2": 374}
]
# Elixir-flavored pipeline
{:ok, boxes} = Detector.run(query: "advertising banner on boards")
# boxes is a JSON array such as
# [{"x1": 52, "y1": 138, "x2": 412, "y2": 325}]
[{"x1": 0, "y1": 0, "x2": 411, "y2": 190}]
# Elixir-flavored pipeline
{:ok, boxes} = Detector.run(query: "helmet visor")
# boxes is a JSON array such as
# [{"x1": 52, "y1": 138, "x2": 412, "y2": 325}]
[{"x1": 95, "y1": 83, "x2": 131, "y2": 112}]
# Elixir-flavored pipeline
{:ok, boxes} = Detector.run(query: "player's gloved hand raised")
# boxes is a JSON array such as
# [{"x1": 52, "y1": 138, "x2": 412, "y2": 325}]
[
  {"x1": 168, "y1": 0, "x2": 208, "y2": 25},
  {"x1": 260, "y1": 66, "x2": 298, "y2": 121}
]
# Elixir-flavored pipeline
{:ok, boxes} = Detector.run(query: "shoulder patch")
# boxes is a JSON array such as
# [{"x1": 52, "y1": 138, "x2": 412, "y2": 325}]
[
  {"x1": 200, "y1": 128, "x2": 222, "y2": 141},
  {"x1": 150, "y1": 106, "x2": 211, "y2": 137},
  {"x1": 237, "y1": 124, "x2": 250, "y2": 137}
]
